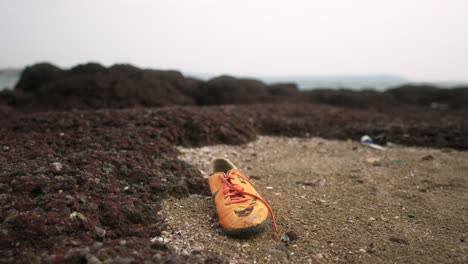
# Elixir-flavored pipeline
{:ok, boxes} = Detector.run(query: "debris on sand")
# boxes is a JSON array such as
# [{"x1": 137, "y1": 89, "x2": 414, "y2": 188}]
[{"x1": 361, "y1": 135, "x2": 386, "y2": 150}]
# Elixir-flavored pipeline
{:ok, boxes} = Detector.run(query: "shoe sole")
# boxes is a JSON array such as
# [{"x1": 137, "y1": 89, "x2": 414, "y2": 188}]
[{"x1": 222, "y1": 217, "x2": 269, "y2": 238}]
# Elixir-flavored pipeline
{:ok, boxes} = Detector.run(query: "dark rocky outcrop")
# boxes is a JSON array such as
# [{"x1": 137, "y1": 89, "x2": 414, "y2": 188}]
[
  {"x1": 386, "y1": 84, "x2": 468, "y2": 109},
  {"x1": 15, "y1": 63, "x2": 64, "y2": 93},
  {"x1": 3, "y1": 62, "x2": 467, "y2": 112},
  {"x1": 10, "y1": 63, "x2": 198, "y2": 110},
  {"x1": 197, "y1": 75, "x2": 270, "y2": 105},
  {"x1": 268, "y1": 83, "x2": 299, "y2": 96}
]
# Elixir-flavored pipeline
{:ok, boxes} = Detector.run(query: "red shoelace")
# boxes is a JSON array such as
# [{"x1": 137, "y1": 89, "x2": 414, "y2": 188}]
[{"x1": 219, "y1": 171, "x2": 279, "y2": 239}]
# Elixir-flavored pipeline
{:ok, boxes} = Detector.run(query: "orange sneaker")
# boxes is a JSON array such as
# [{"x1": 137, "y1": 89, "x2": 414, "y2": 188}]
[{"x1": 208, "y1": 158, "x2": 278, "y2": 238}]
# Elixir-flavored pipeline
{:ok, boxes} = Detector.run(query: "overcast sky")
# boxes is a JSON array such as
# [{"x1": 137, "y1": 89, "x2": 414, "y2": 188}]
[{"x1": 1, "y1": 0, "x2": 467, "y2": 81}]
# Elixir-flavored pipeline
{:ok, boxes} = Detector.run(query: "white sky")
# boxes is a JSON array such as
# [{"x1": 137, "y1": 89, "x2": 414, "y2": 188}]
[{"x1": 1, "y1": 0, "x2": 467, "y2": 81}]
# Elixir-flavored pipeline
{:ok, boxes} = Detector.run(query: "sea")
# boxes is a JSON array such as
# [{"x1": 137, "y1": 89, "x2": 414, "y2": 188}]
[{"x1": 0, "y1": 73, "x2": 19, "y2": 91}]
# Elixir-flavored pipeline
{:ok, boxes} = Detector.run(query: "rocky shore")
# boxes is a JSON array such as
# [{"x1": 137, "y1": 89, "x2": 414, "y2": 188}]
[
  {"x1": 0, "y1": 63, "x2": 467, "y2": 263},
  {"x1": 1, "y1": 62, "x2": 467, "y2": 113}
]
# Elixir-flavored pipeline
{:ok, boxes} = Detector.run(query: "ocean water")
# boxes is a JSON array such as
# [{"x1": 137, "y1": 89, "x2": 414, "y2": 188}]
[
  {"x1": 0, "y1": 74, "x2": 19, "y2": 91},
  {"x1": 259, "y1": 75, "x2": 407, "y2": 90}
]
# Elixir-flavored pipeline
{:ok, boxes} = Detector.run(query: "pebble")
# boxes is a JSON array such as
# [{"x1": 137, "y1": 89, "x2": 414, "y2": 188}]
[
  {"x1": 280, "y1": 234, "x2": 290, "y2": 244},
  {"x1": 69, "y1": 211, "x2": 88, "y2": 222},
  {"x1": 86, "y1": 255, "x2": 102, "y2": 264},
  {"x1": 3, "y1": 209, "x2": 19, "y2": 223},
  {"x1": 92, "y1": 242, "x2": 103, "y2": 249},
  {"x1": 286, "y1": 230, "x2": 299, "y2": 241},
  {"x1": 421, "y1": 155, "x2": 434, "y2": 161},
  {"x1": 275, "y1": 245, "x2": 290, "y2": 258},
  {"x1": 51, "y1": 162, "x2": 64, "y2": 172},
  {"x1": 94, "y1": 226, "x2": 106, "y2": 238},
  {"x1": 365, "y1": 157, "x2": 381, "y2": 164},
  {"x1": 359, "y1": 248, "x2": 366, "y2": 253},
  {"x1": 118, "y1": 257, "x2": 134, "y2": 264},
  {"x1": 266, "y1": 186, "x2": 274, "y2": 190}
]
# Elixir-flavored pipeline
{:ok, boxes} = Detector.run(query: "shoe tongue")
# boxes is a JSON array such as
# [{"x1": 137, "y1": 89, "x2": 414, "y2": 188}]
[{"x1": 228, "y1": 170, "x2": 250, "y2": 186}]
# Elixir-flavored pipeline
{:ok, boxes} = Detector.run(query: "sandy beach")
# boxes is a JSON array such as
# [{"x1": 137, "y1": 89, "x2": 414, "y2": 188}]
[{"x1": 162, "y1": 136, "x2": 468, "y2": 263}]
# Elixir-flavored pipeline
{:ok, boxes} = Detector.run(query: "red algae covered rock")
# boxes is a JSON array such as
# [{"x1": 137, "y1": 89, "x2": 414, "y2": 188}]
[{"x1": 0, "y1": 106, "x2": 255, "y2": 263}]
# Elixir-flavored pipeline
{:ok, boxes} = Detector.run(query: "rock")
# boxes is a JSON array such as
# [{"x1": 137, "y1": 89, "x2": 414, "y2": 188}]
[
  {"x1": 94, "y1": 226, "x2": 106, "y2": 238},
  {"x1": 268, "y1": 83, "x2": 299, "y2": 96},
  {"x1": 285, "y1": 230, "x2": 299, "y2": 241},
  {"x1": 275, "y1": 244, "x2": 290, "y2": 258},
  {"x1": 280, "y1": 234, "x2": 290, "y2": 244},
  {"x1": 86, "y1": 255, "x2": 102, "y2": 264},
  {"x1": 69, "y1": 62, "x2": 107, "y2": 75},
  {"x1": 3, "y1": 209, "x2": 19, "y2": 223},
  {"x1": 365, "y1": 157, "x2": 381, "y2": 164},
  {"x1": 388, "y1": 236, "x2": 410, "y2": 245},
  {"x1": 421, "y1": 155, "x2": 434, "y2": 161},
  {"x1": 69, "y1": 211, "x2": 88, "y2": 222},
  {"x1": 15, "y1": 63, "x2": 64, "y2": 93},
  {"x1": 197, "y1": 75, "x2": 269, "y2": 105},
  {"x1": 51, "y1": 162, "x2": 64, "y2": 172}
]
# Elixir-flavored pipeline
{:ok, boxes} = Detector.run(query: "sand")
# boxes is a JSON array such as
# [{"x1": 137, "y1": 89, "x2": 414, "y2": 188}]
[{"x1": 160, "y1": 136, "x2": 468, "y2": 263}]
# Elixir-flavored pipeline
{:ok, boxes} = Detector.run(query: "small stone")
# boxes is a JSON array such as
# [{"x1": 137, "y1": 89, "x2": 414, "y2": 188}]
[
  {"x1": 92, "y1": 242, "x2": 103, "y2": 249},
  {"x1": 286, "y1": 230, "x2": 299, "y2": 241},
  {"x1": 365, "y1": 157, "x2": 381, "y2": 165},
  {"x1": 389, "y1": 236, "x2": 409, "y2": 245},
  {"x1": 94, "y1": 226, "x2": 106, "y2": 238},
  {"x1": 86, "y1": 255, "x2": 101, "y2": 264},
  {"x1": 119, "y1": 240, "x2": 126, "y2": 246},
  {"x1": 421, "y1": 155, "x2": 434, "y2": 161},
  {"x1": 359, "y1": 248, "x2": 366, "y2": 253},
  {"x1": 275, "y1": 245, "x2": 289, "y2": 258},
  {"x1": 153, "y1": 254, "x2": 162, "y2": 261},
  {"x1": 313, "y1": 253, "x2": 323, "y2": 260},
  {"x1": 3, "y1": 209, "x2": 19, "y2": 223},
  {"x1": 266, "y1": 186, "x2": 274, "y2": 190},
  {"x1": 369, "y1": 217, "x2": 376, "y2": 221},
  {"x1": 118, "y1": 257, "x2": 134, "y2": 264},
  {"x1": 59, "y1": 132, "x2": 65, "y2": 137},
  {"x1": 51, "y1": 162, "x2": 63, "y2": 172},
  {"x1": 70, "y1": 211, "x2": 88, "y2": 222},
  {"x1": 280, "y1": 234, "x2": 290, "y2": 244}
]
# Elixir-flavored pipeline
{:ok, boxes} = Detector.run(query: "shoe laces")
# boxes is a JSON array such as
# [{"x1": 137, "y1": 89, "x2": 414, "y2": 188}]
[{"x1": 219, "y1": 171, "x2": 279, "y2": 239}]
